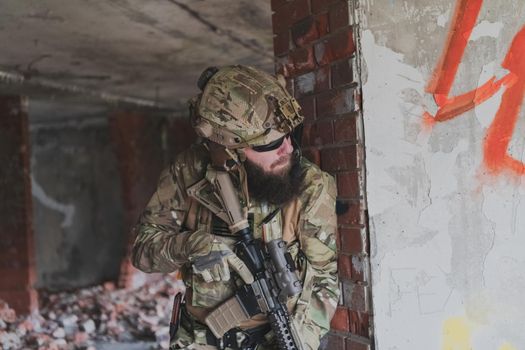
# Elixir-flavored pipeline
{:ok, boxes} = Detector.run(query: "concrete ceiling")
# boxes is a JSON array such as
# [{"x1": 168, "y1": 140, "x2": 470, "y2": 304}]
[{"x1": 0, "y1": 0, "x2": 273, "y2": 120}]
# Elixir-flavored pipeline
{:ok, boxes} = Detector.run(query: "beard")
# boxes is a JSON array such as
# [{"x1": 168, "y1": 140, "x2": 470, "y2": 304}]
[{"x1": 244, "y1": 152, "x2": 305, "y2": 206}]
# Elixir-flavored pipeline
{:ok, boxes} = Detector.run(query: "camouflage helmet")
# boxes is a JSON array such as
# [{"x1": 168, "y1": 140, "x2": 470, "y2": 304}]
[{"x1": 190, "y1": 65, "x2": 304, "y2": 149}]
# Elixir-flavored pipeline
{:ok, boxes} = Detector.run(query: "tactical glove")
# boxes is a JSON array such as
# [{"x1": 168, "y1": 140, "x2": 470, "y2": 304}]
[{"x1": 186, "y1": 230, "x2": 254, "y2": 284}]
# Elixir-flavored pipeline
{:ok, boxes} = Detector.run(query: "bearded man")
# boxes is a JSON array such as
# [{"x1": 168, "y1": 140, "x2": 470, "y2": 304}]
[{"x1": 132, "y1": 65, "x2": 339, "y2": 350}]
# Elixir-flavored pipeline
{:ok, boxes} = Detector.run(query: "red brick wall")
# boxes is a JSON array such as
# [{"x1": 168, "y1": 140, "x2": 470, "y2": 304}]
[
  {"x1": 0, "y1": 96, "x2": 38, "y2": 314},
  {"x1": 272, "y1": 0, "x2": 372, "y2": 348}
]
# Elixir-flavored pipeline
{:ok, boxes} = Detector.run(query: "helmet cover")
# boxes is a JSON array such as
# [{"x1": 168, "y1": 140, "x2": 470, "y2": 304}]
[{"x1": 191, "y1": 65, "x2": 304, "y2": 149}]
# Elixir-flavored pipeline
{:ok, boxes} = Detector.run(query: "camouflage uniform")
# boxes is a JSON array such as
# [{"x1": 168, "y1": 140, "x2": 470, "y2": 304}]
[{"x1": 132, "y1": 65, "x2": 339, "y2": 350}]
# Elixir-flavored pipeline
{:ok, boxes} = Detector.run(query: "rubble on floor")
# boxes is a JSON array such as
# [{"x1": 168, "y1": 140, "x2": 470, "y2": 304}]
[{"x1": 0, "y1": 276, "x2": 183, "y2": 350}]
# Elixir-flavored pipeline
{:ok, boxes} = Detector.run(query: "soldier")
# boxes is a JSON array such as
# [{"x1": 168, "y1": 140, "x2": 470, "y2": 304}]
[{"x1": 132, "y1": 65, "x2": 339, "y2": 350}]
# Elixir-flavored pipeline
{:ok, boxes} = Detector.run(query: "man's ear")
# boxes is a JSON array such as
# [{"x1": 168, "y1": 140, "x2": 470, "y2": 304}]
[{"x1": 276, "y1": 74, "x2": 286, "y2": 89}]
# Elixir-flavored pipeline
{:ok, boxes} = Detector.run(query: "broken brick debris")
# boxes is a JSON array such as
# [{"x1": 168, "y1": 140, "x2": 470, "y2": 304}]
[{"x1": 0, "y1": 276, "x2": 183, "y2": 350}]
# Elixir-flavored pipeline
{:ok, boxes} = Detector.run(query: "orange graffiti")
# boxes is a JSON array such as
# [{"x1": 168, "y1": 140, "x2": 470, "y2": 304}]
[{"x1": 425, "y1": 0, "x2": 525, "y2": 175}]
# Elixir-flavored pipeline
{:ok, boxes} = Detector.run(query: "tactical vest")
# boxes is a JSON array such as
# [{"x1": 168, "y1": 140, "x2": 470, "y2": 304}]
[{"x1": 181, "y1": 191, "x2": 311, "y2": 330}]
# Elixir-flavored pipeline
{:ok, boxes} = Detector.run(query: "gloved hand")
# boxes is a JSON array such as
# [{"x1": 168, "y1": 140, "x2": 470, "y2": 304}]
[{"x1": 186, "y1": 230, "x2": 254, "y2": 284}]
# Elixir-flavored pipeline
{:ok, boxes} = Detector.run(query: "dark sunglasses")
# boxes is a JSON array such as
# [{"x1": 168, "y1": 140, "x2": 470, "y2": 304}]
[{"x1": 251, "y1": 134, "x2": 290, "y2": 152}]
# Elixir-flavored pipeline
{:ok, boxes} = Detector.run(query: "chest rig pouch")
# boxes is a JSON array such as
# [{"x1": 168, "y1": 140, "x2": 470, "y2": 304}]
[{"x1": 186, "y1": 166, "x2": 302, "y2": 310}]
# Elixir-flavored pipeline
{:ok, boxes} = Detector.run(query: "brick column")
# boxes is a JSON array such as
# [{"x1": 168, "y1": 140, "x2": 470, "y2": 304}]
[
  {"x1": 109, "y1": 112, "x2": 196, "y2": 288},
  {"x1": 0, "y1": 96, "x2": 38, "y2": 314},
  {"x1": 109, "y1": 112, "x2": 165, "y2": 288},
  {"x1": 272, "y1": 1, "x2": 372, "y2": 349}
]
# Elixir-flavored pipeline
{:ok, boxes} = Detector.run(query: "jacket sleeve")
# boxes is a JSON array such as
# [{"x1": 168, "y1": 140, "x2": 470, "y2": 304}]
[
  {"x1": 293, "y1": 171, "x2": 340, "y2": 350},
  {"x1": 131, "y1": 160, "x2": 210, "y2": 273}
]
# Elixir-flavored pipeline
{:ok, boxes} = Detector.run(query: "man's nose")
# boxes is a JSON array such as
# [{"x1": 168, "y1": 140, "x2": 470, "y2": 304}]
[{"x1": 278, "y1": 136, "x2": 293, "y2": 155}]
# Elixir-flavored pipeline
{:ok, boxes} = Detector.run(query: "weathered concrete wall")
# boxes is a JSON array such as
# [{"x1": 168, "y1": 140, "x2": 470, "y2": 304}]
[
  {"x1": 359, "y1": 0, "x2": 525, "y2": 349},
  {"x1": 30, "y1": 117, "x2": 126, "y2": 290}
]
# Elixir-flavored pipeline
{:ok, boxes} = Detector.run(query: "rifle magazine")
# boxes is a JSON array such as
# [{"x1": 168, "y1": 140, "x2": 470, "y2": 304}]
[{"x1": 204, "y1": 295, "x2": 251, "y2": 338}]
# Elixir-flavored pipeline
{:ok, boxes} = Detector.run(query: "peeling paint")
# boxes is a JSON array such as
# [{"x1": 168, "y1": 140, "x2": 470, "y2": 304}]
[
  {"x1": 470, "y1": 20, "x2": 504, "y2": 41},
  {"x1": 31, "y1": 175, "x2": 75, "y2": 228},
  {"x1": 437, "y1": 8, "x2": 451, "y2": 27},
  {"x1": 295, "y1": 72, "x2": 315, "y2": 95},
  {"x1": 351, "y1": 255, "x2": 364, "y2": 274},
  {"x1": 334, "y1": 89, "x2": 354, "y2": 114}
]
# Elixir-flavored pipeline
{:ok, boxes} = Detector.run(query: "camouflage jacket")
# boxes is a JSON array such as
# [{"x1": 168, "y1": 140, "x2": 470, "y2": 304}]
[{"x1": 132, "y1": 144, "x2": 340, "y2": 349}]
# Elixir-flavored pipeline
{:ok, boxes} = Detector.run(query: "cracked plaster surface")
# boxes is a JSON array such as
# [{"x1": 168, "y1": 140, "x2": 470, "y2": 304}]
[{"x1": 360, "y1": 0, "x2": 525, "y2": 348}]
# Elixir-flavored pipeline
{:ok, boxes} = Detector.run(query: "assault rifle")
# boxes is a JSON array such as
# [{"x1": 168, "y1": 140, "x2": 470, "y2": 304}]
[{"x1": 188, "y1": 167, "x2": 305, "y2": 350}]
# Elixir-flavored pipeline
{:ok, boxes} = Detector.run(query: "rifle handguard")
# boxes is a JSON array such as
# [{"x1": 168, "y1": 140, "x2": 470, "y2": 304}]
[{"x1": 266, "y1": 239, "x2": 302, "y2": 301}]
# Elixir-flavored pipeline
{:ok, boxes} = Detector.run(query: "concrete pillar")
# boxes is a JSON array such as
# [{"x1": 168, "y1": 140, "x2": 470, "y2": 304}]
[
  {"x1": 271, "y1": 0, "x2": 372, "y2": 348},
  {"x1": 0, "y1": 96, "x2": 38, "y2": 314}
]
